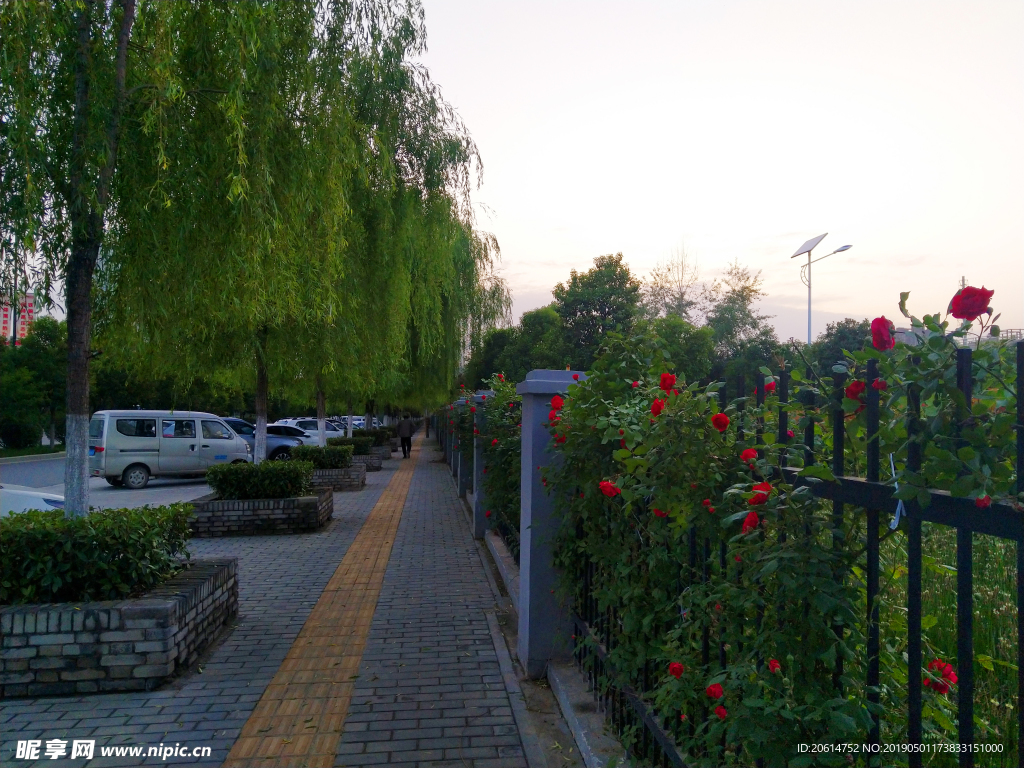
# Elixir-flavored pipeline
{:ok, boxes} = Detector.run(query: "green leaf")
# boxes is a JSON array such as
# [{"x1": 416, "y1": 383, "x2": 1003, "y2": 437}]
[
  {"x1": 758, "y1": 366, "x2": 773, "y2": 376},
  {"x1": 799, "y1": 465, "x2": 836, "y2": 482},
  {"x1": 762, "y1": 433, "x2": 776, "y2": 445},
  {"x1": 899, "y1": 291, "x2": 911, "y2": 318},
  {"x1": 613, "y1": 449, "x2": 632, "y2": 461}
]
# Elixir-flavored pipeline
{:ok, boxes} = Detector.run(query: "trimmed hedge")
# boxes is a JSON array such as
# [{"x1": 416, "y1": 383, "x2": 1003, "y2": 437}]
[
  {"x1": 352, "y1": 428, "x2": 390, "y2": 446},
  {"x1": 326, "y1": 436, "x2": 373, "y2": 454},
  {"x1": 206, "y1": 460, "x2": 313, "y2": 500},
  {"x1": 291, "y1": 444, "x2": 353, "y2": 469},
  {"x1": 0, "y1": 505, "x2": 193, "y2": 604}
]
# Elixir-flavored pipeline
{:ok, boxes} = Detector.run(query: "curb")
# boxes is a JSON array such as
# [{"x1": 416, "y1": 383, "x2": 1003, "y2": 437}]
[
  {"x1": 0, "y1": 451, "x2": 65, "y2": 466},
  {"x1": 485, "y1": 529, "x2": 520, "y2": 616},
  {"x1": 547, "y1": 662, "x2": 625, "y2": 768}
]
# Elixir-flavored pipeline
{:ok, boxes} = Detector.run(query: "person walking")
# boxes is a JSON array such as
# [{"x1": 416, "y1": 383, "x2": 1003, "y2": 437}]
[{"x1": 396, "y1": 413, "x2": 416, "y2": 458}]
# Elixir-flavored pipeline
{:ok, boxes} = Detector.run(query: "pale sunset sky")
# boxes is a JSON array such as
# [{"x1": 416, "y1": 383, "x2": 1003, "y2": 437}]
[{"x1": 419, "y1": 0, "x2": 1024, "y2": 342}]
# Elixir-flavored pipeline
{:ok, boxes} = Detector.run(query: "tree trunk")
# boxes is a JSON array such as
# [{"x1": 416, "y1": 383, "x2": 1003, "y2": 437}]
[
  {"x1": 254, "y1": 338, "x2": 269, "y2": 464},
  {"x1": 50, "y1": 409, "x2": 57, "y2": 449},
  {"x1": 316, "y1": 376, "x2": 326, "y2": 448},
  {"x1": 63, "y1": 241, "x2": 99, "y2": 516},
  {"x1": 346, "y1": 402, "x2": 354, "y2": 438}
]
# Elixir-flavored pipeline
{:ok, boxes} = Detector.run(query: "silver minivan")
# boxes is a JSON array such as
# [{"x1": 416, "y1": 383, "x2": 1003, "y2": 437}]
[{"x1": 88, "y1": 410, "x2": 251, "y2": 489}]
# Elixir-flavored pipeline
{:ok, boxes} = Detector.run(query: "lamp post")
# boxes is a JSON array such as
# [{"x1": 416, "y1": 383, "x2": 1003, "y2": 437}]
[{"x1": 791, "y1": 234, "x2": 852, "y2": 344}]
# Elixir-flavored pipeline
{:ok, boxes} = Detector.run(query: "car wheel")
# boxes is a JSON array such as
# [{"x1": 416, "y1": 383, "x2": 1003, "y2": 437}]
[
  {"x1": 105, "y1": 477, "x2": 124, "y2": 487},
  {"x1": 122, "y1": 464, "x2": 150, "y2": 490},
  {"x1": 270, "y1": 449, "x2": 291, "y2": 461}
]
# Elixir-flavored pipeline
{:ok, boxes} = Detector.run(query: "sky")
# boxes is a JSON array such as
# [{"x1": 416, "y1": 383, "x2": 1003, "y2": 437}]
[{"x1": 418, "y1": 0, "x2": 1024, "y2": 342}]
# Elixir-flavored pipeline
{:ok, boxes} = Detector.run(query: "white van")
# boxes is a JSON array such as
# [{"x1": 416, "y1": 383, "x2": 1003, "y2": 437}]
[{"x1": 88, "y1": 411, "x2": 251, "y2": 489}]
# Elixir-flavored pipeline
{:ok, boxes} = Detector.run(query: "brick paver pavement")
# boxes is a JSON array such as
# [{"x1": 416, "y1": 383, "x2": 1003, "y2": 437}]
[
  {"x1": 1, "y1": 463, "x2": 397, "y2": 767},
  {"x1": 334, "y1": 443, "x2": 526, "y2": 768},
  {"x1": 2, "y1": 436, "x2": 533, "y2": 768}
]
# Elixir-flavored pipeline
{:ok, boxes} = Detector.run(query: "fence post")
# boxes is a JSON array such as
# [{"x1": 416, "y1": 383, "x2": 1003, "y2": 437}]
[
  {"x1": 516, "y1": 369, "x2": 585, "y2": 678},
  {"x1": 452, "y1": 399, "x2": 466, "y2": 479},
  {"x1": 470, "y1": 391, "x2": 494, "y2": 538}
]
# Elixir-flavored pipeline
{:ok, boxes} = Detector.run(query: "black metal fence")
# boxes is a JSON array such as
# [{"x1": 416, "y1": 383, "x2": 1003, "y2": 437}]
[{"x1": 571, "y1": 344, "x2": 1023, "y2": 767}]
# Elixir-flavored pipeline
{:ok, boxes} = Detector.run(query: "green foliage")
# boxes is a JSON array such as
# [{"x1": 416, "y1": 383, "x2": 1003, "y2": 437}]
[
  {"x1": 327, "y1": 436, "x2": 374, "y2": 455},
  {"x1": 291, "y1": 445, "x2": 353, "y2": 469},
  {"x1": 648, "y1": 314, "x2": 715, "y2": 384},
  {"x1": 0, "y1": 505, "x2": 192, "y2": 604},
  {"x1": 553, "y1": 254, "x2": 642, "y2": 370},
  {"x1": 806, "y1": 318, "x2": 870, "y2": 378},
  {"x1": 466, "y1": 306, "x2": 568, "y2": 389},
  {"x1": 477, "y1": 375, "x2": 522, "y2": 559},
  {"x1": 0, "y1": 318, "x2": 68, "y2": 448},
  {"x1": 352, "y1": 428, "x2": 390, "y2": 447},
  {"x1": 206, "y1": 460, "x2": 313, "y2": 500},
  {"x1": 703, "y1": 261, "x2": 781, "y2": 378}
]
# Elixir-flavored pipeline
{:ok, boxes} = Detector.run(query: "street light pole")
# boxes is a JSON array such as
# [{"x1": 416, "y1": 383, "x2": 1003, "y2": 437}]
[{"x1": 791, "y1": 234, "x2": 852, "y2": 345}]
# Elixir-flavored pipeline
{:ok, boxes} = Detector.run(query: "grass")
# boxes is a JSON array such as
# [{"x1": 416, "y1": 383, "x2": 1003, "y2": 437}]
[
  {"x1": 877, "y1": 523, "x2": 1019, "y2": 765},
  {"x1": 0, "y1": 444, "x2": 63, "y2": 459}
]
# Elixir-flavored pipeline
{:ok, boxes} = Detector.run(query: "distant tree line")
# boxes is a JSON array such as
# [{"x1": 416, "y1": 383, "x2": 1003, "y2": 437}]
[{"x1": 464, "y1": 249, "x2": 871, "y2": 389}]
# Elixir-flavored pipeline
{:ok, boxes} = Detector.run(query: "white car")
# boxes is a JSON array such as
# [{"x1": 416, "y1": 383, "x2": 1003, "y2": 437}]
[
  {"x1": 0, "y1": 484, "x2": 65, "y2": 517},
  {"x1": 266, "y1": 423, "x2": 319, "y2": 446}
]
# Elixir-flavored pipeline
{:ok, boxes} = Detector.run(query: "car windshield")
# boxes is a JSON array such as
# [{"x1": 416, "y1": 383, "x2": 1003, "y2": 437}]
[{"x1": 89, "y1": 418, "x2": 105, "y2": 440}]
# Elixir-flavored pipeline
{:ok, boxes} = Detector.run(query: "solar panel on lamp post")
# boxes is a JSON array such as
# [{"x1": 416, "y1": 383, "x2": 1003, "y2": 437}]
[{"x1": 791, "y1": 234, "x2": 852, "y2": 344}]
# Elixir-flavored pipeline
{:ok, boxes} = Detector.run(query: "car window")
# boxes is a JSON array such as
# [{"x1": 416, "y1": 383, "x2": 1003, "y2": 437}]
[
  {"x1": 297, "y1": 420, "x2": 317, "y2": 430},
  {"x1": 162, "y1": 419, "x2": 196, "y2": 438},
  {"x1": 116, "y1": 419, "x2": 157, "y2": 438},
  {"x1": 227, "y1": 420, "x2": 254, "y2": 436},
  {"x1": 202, "y1": 420, "x2": 232, "y2": 440},
  {"x1": 89, "y1": 418, "x2": 105, "y2": 439}
]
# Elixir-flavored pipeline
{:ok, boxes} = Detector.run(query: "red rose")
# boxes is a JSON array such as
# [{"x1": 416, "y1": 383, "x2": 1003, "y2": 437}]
[
  {"x1": 470, "y1": 406, "x2": 476, "y2": 413},
  {"x1": 497, "y1": 374, "x2": 504, "y2": 381},
  {"x1": 460, "y1": 384, "x2": 465, "y2": 388},
  {"x1": 660, "y1": 373, "x2": 677, "y2": 392},
  {"x1": 556, "y1": 434, "x2": 566, "y2": 444},
  {"x1": 753, "y1": 482, "x2": 772, "y2": 493},
  {"x1": 551, "y1": 395, "x2": 565, "y2": 410},
  {"x1": 482, "y1": 395, "x2": 486, "y2": 400},
  {"x1": 653, "y1": 508, "x2": 667, "y2": 518},
  {"x1": 702, "y1": 499, "x2": 711, "y2": 507},
  {"x1": 632, "y1": 381, "x2": 639, "y2": 388},
  {"x1": 749, "y1": 493, "x2": 768, "y2": 505},
  {"x1": 787, "y1": 429, "x2": 795, "y2": 438},
  {"x1": 620, "y1": 439, "x2": 626, "y2": 448},
  {"x1": 949, "y1": 286, "x2": 994, "y2": 321},
  {"x1": 845, "y1": 381, "x2": 866, "y2": 401},
  {"x1": 483, "y1": 468, "x2": 488, "y2": 474},
  {"x1": 491, "y1": 439, "x2": 499, "y2": 446},
  {"x1": 679, "y1": 714, "x2": 687, "y2": 722},
  {"x1": 548, "y1": 409, "x2": 558, "y2": 421},
  {"x1": 740, "y1": 448, "x2": 758, "y2": 463},
  {"x1": 742, "y1": 511, "x2": 759, "y2": 533},
  {"x1": 706, "y1": 683, "x2": 724, "y2": 699},
  {"x1": 975, "y1": 495, "x2": 991, "y2": 508},
  {"x1": 708, "y1": 506, "x2": 715, "y2": 513},
  {"x1": 871, "y1": 379, "x2": 888, "y2": 391},
  {"x1": 714, "y1": 705, "x2": 727, "y2": 720},
  {"x1": 765, "y1": 381, "x2": 776, "y2": 393},
  {"x1": 668, "y1": 662, "x2": 684, "y2": 678},
  {"x1": 712, "y1": 413, "x2": 730, "y2": 432},
  {"x1": 651, "y1": 398, "x2": 665, "y2": 417},
  {"x1": 768, "y1": 659, "x2": 781, "y2": 674},
  {"x1": 690, "y1": 483, "x2": 698, "y2": 489},
  {"x1": 474, "y1": 429, "x2": 479, "y2": 435},
  {"x1": 619, "y1": 429, "x2": 624, "y2": 435},
  {"x1": 599, "y1": 480, "x2": 621, "y2": 497},
  {"x1": 485, "y1": 510, "x2": 492, "y2": 518},
  {"x1": 572, "y1": 374, "x2": 579, "y2": 380},
  {"x1": 509, "y1": 402, "x2": 514, "y2": 408},
  {"x1": 734, "y1": 555, "x2": 741, "y2": 562},
  {"x1": 870, "y1": 316, "x2": 895, "y2": 351}
]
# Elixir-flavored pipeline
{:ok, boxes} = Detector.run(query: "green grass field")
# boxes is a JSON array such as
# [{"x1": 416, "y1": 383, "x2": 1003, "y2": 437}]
[{"x1": 0, "y1": 444, "x2": 63, "y2": 459}]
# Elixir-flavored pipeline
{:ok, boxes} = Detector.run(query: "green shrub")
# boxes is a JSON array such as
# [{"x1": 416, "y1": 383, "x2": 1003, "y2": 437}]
[
  {"x1": 352, "y1": 428, "x2": 389, "y2": 446},
  {"x1": 206, "y1": 460, "x2": 313, "y2": 500},
  {"x1": 0, "y1": 505, "x2": 192, "y2": 604},
  {"x1": 291, "y1": 444, "x2": 353, "y2": 469},
  {"x1": 326, "y1": 436, "x2": 373, "y2": 454}
]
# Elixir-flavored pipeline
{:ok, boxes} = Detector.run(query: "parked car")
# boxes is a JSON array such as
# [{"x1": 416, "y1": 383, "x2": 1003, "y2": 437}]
[
  {"x1": 0, "y1": 484, "x2": 65, "y2": 517},
  {"x1": 276, "y1": 418, "x2": 346, "y2": 440},
  {"x1": 221, "y1": 418, "x2": 302, "y2": 461},
  {"x1": 267, "y1": 423, "x2": 319, "y2": 446},
  {"x1": 88, "y1": 410, "x2": 251, "y2": 490}
]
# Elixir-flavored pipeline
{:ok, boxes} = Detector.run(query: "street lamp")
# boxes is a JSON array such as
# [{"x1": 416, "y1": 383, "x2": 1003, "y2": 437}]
[{"x1": 791, "y1": 234, "x2": 852, "y2": 344}]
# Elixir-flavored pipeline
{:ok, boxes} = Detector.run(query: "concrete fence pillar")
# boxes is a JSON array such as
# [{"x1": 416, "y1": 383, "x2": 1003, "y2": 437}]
[
  {"x1": 470, "y1": 390, "x2": 494, "y2": 538},
  {"x1": 451, "y1": 398, "x2": 467, "y2": 479},
  {"x1": 516, "y1": 369, "x2": 585, "y2": 678}
]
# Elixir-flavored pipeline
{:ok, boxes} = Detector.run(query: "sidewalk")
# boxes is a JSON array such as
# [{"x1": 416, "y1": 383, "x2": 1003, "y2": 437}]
[{"x1": 1, "y1": 435, "x2": 542, "y2": 767}]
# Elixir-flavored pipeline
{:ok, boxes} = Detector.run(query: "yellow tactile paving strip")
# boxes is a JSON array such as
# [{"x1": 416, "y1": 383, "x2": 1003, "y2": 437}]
[{"x1": 223, "y1": 437, "x2": 421, "y2": 768}]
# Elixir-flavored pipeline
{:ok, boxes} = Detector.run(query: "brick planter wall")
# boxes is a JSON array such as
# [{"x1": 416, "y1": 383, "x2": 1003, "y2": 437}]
[
  {"x1": 369, "y1": 445, "x2": 391, "y2": 460},
  {"x1": 390, "y1": 437, "x2": 399, "y2": 452},
  {"x1": 350, "y1": 454, "x2": 383, "y2": 471},
  {"x1": 190, "y1": 490, "x2": 333, "y2": 537},
  {"x1": 0, "y1": 559, "x2": 237, "y2": 698},
  {"x1": 311, "y1": 465, "x2": 366, "y2": 492}
]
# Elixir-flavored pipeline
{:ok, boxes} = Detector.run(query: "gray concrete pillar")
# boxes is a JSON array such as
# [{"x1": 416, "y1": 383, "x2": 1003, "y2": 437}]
[
  {"x1": 516, "y1": 369, "x2": 585, "y2": 678},
  {"x1": 471, "y1": 390, "x2": 494, "y2": 538}
]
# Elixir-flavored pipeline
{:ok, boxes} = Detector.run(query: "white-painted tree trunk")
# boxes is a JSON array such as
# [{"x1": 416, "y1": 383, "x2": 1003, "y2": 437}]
[
  {"x1": 316, "y1": 384, "x2": 327, "y2": 448},
  {"x1": 346, "y1": 403, "x2": 354, "y2": 438},
  {"x1": 63, "y1": 413, "x2": 90, "y2": 514}
]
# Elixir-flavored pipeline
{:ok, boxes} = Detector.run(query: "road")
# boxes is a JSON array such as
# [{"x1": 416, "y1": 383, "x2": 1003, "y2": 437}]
[{"x1": 0, "y1": 454, "x2": 211, "y2": 510}]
